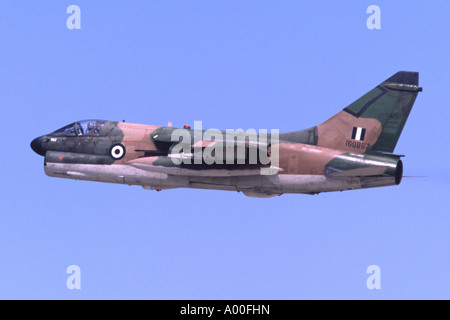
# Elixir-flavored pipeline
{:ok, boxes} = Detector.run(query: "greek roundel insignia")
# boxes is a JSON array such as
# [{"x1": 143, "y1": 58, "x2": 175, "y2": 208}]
[
  {"x1": 110, "y1": 144, "x2": 126, "y2": 160},
  {"x1": 351, "y1": 127, "x2": 366, "y2": 141}
]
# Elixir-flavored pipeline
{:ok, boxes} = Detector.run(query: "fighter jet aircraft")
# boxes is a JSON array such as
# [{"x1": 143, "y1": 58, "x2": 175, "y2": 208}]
[{"x1": 31, "y1": 71, "x2": 421, "y2": 197}]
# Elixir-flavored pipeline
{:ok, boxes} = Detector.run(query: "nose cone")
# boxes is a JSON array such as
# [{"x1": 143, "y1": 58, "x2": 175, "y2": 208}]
[{"x1": 30, "y1": 136, "x2": 46, "y2": 156}]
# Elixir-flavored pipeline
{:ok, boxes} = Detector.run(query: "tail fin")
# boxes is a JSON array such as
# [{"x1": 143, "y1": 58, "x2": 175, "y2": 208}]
[{"x1": 317, "y1": 71, "x2": 422, "y2": 153}]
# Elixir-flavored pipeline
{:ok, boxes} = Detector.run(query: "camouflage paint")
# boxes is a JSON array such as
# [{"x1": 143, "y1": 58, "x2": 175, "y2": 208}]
[{"x1": 31, "y1": 71, "x2": 421, "y2": 197}]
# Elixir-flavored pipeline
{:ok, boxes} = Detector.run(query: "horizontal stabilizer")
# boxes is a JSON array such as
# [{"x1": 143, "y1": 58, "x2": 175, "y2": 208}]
[{"x1": 326, "y1": 166, "x2": 388, "y2": 177}]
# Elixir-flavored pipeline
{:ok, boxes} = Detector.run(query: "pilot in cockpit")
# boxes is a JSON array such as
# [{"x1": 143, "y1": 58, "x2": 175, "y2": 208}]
[{"x1": 86, "y1": 122, "x2": 99, "y2": 135}]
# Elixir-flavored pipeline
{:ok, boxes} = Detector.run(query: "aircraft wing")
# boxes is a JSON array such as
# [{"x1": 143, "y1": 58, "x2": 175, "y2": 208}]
[{"x1": 130, "y1": 127, "x2": 274, "y2": 177}]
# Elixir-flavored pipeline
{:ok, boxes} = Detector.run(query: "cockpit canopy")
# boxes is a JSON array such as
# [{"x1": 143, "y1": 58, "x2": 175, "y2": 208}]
[{"x1": 51, "y1": 120, "x2": 107, "y2": 137}]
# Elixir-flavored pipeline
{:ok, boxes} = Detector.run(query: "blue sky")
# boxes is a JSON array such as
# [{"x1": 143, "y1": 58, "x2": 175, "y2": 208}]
[{"x1": 0, "y1": 1, "x2": 449, "y2": 299}]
